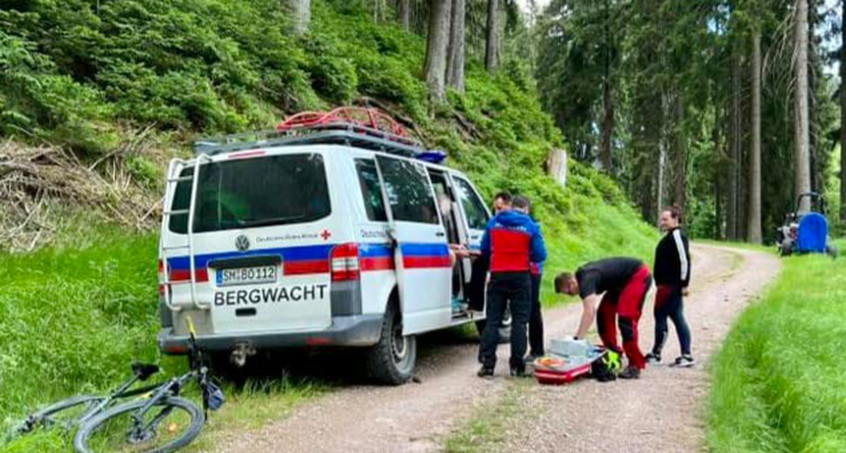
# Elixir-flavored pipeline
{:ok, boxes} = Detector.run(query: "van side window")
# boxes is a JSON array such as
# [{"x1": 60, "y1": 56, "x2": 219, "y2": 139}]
[
  {"x1": 376, "y1": 156, "x2": 439, "y2": 225},
  {"x1": 355, "y1": 159, "x2": 388, "y2": 222},
  {"x1": 453, "y1": 177, "x2": 489, "y2": 230}
]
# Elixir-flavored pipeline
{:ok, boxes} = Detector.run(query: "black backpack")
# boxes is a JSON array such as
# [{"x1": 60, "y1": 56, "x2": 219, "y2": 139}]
[{"x1": 591, "y1": 350, "x2": 621, "y2": 382}]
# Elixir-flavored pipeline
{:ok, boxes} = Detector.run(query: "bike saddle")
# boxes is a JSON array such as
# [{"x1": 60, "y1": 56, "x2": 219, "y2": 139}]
[{"x1": 131, "y1": 362, "x2": 160, "y2": 381}]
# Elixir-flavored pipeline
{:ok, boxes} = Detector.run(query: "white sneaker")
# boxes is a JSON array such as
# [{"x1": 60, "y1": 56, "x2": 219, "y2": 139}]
[{"x1": 671, "y1": 355, "x2": 695, "y2": 368}]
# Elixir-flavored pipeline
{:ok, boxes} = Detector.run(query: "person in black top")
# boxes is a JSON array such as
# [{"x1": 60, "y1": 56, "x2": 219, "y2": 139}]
[
  {"x1": 555, "y1": 257, "x2": 653, "y2": 379},
  {"x1": 646, "y1": 206, "x2": 694, "y2": 367}
]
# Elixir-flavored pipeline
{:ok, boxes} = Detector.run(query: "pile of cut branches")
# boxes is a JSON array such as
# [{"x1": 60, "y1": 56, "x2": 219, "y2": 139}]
[{"x1": 0, "y1": 136, "x2": 161, "y2": 251}]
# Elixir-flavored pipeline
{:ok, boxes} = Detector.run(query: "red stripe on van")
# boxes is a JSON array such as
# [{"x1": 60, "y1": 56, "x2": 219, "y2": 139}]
[
  {"x1": 169, "y1": 269, "x2": 209, "y2": 283},
  {"x1": 403, "y1": 256, "x2": 452, "y2": 269},
  {"x1": 360, "y1": 257, "x2": 395, "y2": 271},
  {"x1": 284, "y1": 259, "x2": 331, "y2": 275}
]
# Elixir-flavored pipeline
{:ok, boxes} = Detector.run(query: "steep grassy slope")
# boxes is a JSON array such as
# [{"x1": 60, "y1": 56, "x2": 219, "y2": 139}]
[{"x1": 0, "y1": 1, "x2": 657, "y2": 450}]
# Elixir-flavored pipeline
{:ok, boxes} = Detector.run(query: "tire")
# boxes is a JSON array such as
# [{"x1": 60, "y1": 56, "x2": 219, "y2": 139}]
[
  {"x1": 366, "y1": 302, "x2": 417, "y2": 385},
  {"x1": 16, "y1": 395, "x2": 104, "y2": 435},
  {"x1": 74, "y1": 397, "x2": 204, "y2": 453},
  {"x1": 826, "y1": 244, "x2": 838, "y2": 259}
]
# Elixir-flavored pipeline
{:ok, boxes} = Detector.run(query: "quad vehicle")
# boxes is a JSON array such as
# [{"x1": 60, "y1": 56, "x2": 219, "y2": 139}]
[{"x1": 775, "y1": 192, "x2": 837, "y2": 258}]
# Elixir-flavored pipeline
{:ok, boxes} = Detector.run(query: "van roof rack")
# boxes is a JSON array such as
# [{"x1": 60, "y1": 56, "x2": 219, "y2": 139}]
[{"x1": 193, "y1": 107, "x2": 447, "y2": 164}]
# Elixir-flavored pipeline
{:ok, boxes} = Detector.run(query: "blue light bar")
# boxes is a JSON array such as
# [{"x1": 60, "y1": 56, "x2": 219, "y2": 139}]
[{"x1": 416, "y1": 150, "x2": 447, "y2": 164}]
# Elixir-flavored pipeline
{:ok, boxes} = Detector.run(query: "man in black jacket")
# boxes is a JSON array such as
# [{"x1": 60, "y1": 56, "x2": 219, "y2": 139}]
[{"x1": 646, "y1": 206, "x2": 694, "y2": 367}]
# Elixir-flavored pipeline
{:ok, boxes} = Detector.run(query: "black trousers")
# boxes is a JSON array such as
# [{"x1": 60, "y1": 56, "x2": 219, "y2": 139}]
[
  {"x1": 529, "y1": 274, "x2": 544, "y2": 356},
  {"x1": 479, "y1": 272, "x2": 531, "y2": 371},
  {"x1": 652, "y1": 285, "x2": 692, "y2": 356}
]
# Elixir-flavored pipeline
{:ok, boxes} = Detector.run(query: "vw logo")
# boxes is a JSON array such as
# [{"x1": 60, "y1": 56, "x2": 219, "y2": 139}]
[{"x1": 235, "y1": 235, "x2": 250, "y2": 252}]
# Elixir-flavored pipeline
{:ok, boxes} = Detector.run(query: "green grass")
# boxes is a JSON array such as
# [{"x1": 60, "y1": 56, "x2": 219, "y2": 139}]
[
  {"x1": 444, "y1": 379, "x2": 538, "y2": 453},
  {"x1": 0, "y1": 226, "x2": 326, "y2": 452},
  {"x1": 707, "y1": 240, "x2": 846, "y2": 453}
]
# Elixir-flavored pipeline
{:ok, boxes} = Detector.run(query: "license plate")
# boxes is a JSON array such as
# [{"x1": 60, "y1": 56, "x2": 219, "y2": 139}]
[{"x1": 216, "y1": 266, "x2": 278, "y2": 287}]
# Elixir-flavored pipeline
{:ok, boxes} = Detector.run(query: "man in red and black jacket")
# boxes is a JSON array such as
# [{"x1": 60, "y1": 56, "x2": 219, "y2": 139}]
[
  {"x1": 646, "y1": 206, "x2": 694, "y2": 367},
  {"x1": 477, "y1": 195, "x2": 547, "y2": 378},
  {"x1": 555, "y1": 257, "x2": 653, "y2": 379}
]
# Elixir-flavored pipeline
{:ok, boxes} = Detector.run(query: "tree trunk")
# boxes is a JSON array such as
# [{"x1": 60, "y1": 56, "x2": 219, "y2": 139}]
[
  {"x1": 424, "y1": 0, "x2": 452, "y2": 100},
  {"x1": 485, "y1": 0, "x2": 499, "y2": 71},
  {"x1": 714, "y1": 107, "x2": 723, "y2": 239},
  {"x1": 748, "y1": 31, "x2": 762, "y2": 243},
  {"x1": 657, "y1": 143, "x2": 666, "y2": 223},
  {"x1": 728, "y1": 53, "x2": 740, "y2": 240},
  {"x1": 446, "y1": 0, "x2": 465, "y2": 92},
  {"x1": 598, "y1": 0, "x2": 614, "y2": 173},
  {"x1": 287, "y1": 0, "x2": 311, "y2": 36},
  {"x1": 398, "y1": 0, "x2": 411, "y2": 31},
  {"x1": 794, "y1": 0, "x2": 812, "y2": 212},
  {"x1": 841, "y1": 0, "x2": 846, "y2": 228},
  {"x1": 672, "y1": 94, "x2": 686, "y2": 208}
]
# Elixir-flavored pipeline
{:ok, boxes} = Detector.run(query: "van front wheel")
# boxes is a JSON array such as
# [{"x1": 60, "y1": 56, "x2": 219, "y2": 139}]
[{"x1": 367, "y1": 303, "x2": 416, "y2": 385}]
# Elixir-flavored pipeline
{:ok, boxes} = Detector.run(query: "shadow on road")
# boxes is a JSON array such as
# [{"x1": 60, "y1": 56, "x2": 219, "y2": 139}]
[{"x1": 211, "y1": 324, "x2": 481, "y2": 389}]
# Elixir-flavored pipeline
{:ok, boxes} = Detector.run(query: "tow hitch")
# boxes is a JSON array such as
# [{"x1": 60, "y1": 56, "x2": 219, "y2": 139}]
[{"x1": 230, "y1": 343, "x2": 256, "y2": 368}]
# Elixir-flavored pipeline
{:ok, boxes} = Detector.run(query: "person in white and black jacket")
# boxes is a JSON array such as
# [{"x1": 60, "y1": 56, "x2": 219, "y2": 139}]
[{"x1": 645, "y1": 206, "x2": 694, "y2": 367}]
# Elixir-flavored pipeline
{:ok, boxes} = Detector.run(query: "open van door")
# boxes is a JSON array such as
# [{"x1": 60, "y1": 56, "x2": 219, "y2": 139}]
[
  {"x1": 374, "y1": 155, "x2": 452, "y2": 335},
  {"x1": 450, "y1": 174, "x2": 492, "y2": 311}
]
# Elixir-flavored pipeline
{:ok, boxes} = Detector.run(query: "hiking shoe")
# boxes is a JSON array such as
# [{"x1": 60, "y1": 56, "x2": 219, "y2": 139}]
[
  {"x1": 645, "y1": 352, "x2": 661, "y2": 364},
  {"x1": 671, "y1": 355, "x2": 695, "y2": 368},
  {"x1": 619, "y1": 366, "x2": 641, "y2": 379},
  {"x1": 477, "y1": 366, "x2": 495, "y2": 379},
  {"x1": 510, "y1": 367, "x2": 528, "y2": 378}
]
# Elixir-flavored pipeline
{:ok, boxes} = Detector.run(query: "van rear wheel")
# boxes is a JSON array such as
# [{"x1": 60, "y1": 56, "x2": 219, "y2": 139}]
[{"x1": 366, "y1": 303, "x2": 416, "y2": 385}]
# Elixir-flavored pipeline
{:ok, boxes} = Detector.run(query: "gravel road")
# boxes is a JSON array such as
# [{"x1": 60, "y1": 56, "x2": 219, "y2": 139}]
[{"x1": 212, "y1": 244, "x2": 780, "y2": 453}]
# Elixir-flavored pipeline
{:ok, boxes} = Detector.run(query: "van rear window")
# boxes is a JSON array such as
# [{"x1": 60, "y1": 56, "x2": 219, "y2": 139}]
[{"x1": 169, "y1": 153, "x2": 330, "y2": 234}]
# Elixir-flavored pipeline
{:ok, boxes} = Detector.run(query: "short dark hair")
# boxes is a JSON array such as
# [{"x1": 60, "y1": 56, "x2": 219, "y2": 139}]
[
  {"x1": 664, "y1": 205, "x2": 683, "y2": 224},
  {"x1": 512, "y1": 195, "x2": 530, "y2": 210},
  {"x1": 554, "y1": 272, "x2": 574, "y2": 293},
  {"x1": 493, "y1": 191, "x2": 512, "y2": 204}
]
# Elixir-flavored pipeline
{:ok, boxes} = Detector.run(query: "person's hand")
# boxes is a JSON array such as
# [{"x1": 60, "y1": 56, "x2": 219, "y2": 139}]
[
  {"x1": 450, "y1": 244, "x2": 469, "y2": 258},
  {"x1": 682, "y1": 288, "x2": 690, "y2": 297}
]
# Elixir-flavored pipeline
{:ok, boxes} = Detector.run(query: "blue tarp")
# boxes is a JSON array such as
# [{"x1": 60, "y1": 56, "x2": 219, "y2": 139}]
[{"x1": 797, "y1": 212, "x2": 828, "y2": 253}]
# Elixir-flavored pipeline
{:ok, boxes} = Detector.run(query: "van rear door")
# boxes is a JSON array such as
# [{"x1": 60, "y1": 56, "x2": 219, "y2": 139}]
[
  {"x1": 164, "y1": 151, "x2": 337, "y2": 334},
  {"x1": 374, "y1": 155, "x2": 452, "y2": 335}
]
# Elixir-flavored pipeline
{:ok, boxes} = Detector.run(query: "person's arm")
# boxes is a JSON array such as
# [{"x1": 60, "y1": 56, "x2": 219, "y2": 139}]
[
  {"x1": 479, "y1": 222, "x2": 492, "y2": 258},
  {"x1": 575, "y1": 294, "x2": 600, "y2": 339},
  {"x1": 672, "y1": 229, "x2": 690, "y2": 288},
  {"x1": 530, "y1": 225, "x2": 547, "y2": 264}
]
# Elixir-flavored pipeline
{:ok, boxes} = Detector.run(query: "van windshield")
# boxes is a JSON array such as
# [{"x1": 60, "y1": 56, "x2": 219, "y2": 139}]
[{"x1": 169, "y1": 153, "x2": 331, "y2": 234}]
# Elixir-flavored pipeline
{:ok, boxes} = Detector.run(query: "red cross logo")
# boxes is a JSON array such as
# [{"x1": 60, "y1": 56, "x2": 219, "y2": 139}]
[{"x1": 320, "y1": 229, "x2": 332, "y2": 241}]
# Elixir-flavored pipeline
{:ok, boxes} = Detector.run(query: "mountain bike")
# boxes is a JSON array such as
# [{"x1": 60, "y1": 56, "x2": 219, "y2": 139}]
[{"x1": 15, "y1": 317, "x2": 224, "y2": 453}]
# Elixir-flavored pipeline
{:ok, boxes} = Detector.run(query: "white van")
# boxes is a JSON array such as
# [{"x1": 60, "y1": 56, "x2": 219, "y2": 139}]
[{"x1": 156, "y1": 113, "x2": 501, "y2": 384}]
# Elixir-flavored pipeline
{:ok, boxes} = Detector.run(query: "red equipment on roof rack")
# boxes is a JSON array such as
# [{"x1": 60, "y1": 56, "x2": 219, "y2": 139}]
[{"x1": 276, "y1": 107, "x2": 418, "y2": 146}]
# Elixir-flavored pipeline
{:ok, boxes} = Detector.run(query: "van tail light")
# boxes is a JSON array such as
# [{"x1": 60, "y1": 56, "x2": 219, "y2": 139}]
[
  {"x1": 331, "y1": 243, "x2": 360, "y2": 281},
  {"x1": 158, "y1": 259, "x2": 170, "y2": 297}
]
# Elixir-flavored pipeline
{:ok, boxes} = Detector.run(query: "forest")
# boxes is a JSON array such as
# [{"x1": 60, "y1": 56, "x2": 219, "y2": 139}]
[{"x1": 2, "y1": 0, "x2": 843, "y2": 243}]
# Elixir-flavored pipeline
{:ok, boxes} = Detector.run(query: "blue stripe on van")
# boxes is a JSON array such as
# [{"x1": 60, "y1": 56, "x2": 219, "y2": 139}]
[{"x1": 168, "y1": 244, "x2": 335, "y2": 271}]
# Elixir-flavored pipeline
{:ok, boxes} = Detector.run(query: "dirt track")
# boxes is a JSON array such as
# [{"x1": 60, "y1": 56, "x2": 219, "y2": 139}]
[{"x1": 212, "y1": 244, "x2": 780, "y2": 453}]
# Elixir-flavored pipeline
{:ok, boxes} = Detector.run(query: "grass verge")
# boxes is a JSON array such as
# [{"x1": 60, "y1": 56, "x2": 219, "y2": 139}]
[
  {"x1": 707, "y1": 240, "x2": 846, "y2": 452},
  {"x1": 444, "y1": 379, "x2": 539, "y2": 453},
  {"x1": 0, "y1": 226, "x2": 325, "y2": 452}
]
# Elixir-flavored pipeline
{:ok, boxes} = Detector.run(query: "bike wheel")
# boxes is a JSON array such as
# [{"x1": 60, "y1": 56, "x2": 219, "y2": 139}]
[
  {"x1": 16, "y1": 395, "x2": 105, "y2": 434},
  {"x1": 73, "y1": 397, "x2": 204, "y2": 453}
]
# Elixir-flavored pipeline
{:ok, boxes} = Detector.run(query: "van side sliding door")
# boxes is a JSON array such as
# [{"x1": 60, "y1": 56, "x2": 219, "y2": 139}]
[{"x1": 374, "y1": 155, "x2": 452, "y2": 335}]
